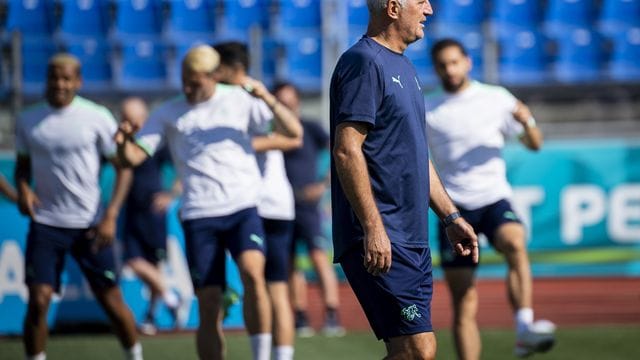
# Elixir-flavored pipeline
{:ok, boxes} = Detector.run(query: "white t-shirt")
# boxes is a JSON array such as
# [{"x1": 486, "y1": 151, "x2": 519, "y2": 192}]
[
  {"x1": 255, "y1": 149, "x2": 295, "y2": 221},
  {"x1": 136, "y1": 84, "x2": 272, "y2": 220},
  {"x1": 15, "y1": 96, "x2": 118, "y2": 228},
  {"x1": 425, "y1": 81, "x2": 523, "y2": 210}
]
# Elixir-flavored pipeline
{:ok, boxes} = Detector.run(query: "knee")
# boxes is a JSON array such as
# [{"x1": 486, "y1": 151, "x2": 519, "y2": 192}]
[
  {"x1": 27, "y1": 289, "x2": 52, "y2": 319},
  {"x1": 403, "y1": 346, "x2": 436, "y2": 360},
  {"x1": 500, "y1": 237, "x2": 527, "y2": 256}
]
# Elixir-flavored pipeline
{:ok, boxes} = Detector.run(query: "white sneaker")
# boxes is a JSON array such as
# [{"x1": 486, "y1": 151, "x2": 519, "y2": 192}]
[
  {"x1": 139, "y1": 320, "x2": 158, "y2": 336},
  {"x1": 296, "y1": 325, "x2": 316, "y2": 338},
  {"x1": 515, "y1": 320, "x2": 556, "y2": 357}
]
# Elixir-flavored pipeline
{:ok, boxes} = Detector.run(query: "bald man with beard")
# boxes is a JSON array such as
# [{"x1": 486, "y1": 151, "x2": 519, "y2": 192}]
[{"x1": 119, "y1": 97, "x2": 183, "y2": 335}]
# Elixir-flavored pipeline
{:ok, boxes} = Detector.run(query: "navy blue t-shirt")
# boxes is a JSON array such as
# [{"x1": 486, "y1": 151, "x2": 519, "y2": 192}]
[
  {"x1": 329, "y1": 37, "x2": 430, "y2": 261},
  {"x1": 126, "y1": 146, "x2": 172, "y2": 210},
  {"x1": 284, "y1": 119, "x2": 329, "y2": 191}
]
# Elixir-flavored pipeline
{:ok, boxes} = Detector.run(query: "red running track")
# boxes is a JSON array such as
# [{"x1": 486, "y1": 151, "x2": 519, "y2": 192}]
[{"x1": 303, "y1": 277, "x2": 640, "y2": 332}]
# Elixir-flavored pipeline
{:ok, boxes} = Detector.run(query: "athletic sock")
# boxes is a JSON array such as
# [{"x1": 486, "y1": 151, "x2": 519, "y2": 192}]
[
  {"x1": 515, "y1": 308, "x2": 534, "y2": 334},
  {"x1": 273, "y1": 345, "x2": 294, "y2": 360},
  {"x1": 26, "y1": 352, "x2": 46, "y2": 360},
  {"x1": 326, "y1": 307, "x2": 339, "y2": 323},
  {"x1": 163, "y1": 289, "x2": 180, "y2": 309},
  {"x1": 249, "y1": 333, "x2": 272, "y2": 360},
  {"x1": 124, "y1": 342, "x2": 143, "y2": 360}
]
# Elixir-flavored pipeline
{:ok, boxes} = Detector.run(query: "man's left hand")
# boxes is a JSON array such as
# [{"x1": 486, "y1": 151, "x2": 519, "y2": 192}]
[{"x1": 445, "y1": 218, "x2": 479, "y2": 263}]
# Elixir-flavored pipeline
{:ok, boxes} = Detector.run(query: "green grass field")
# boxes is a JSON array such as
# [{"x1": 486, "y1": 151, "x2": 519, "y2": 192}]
[{"x1": 2, "y1": 325, "x2": 639, "y2": 359}]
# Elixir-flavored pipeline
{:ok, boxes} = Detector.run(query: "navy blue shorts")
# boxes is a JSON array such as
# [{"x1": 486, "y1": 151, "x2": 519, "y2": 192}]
[
  {"x1": 439, "y1": 199, "x2": 522, "y2": 268},
  {"x1": 262, "y1": 218, "x2": 294, "y2": 282},
  {"x1": 181, "y1": 207, "x2": 265, "y2": 290},
  {"x1": 25, "y1": 221, "x2": 119, "y2": 293},
  {"x1": 340, "y1": 242, "x2": 433, "y2": 341},
  {"x1": 293, "y1": 206, "x2": 329, "y2": 252},
  {"x1": 121, "y1": 206, "x2": 168, "y2": 264}
]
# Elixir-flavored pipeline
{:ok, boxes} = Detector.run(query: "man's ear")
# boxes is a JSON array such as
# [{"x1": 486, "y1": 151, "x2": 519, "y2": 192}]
[{"x1": 387, "y1": 0, "x2": 401, "y2": 20}]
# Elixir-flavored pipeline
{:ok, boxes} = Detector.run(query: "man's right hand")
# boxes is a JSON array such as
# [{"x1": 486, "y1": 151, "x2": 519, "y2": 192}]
[
  {"x1": 445, "y1": 218, "x2": 479, "y2": 263},
  {"x1": 363, "y1": 227, "x2": 392, "y2": 276},
  {"x1": 114, "y1": 121, "x2": 136, "y2": 145},
  {"x1": 17, "y1": 187, "x2": 40, "y2": 218}
]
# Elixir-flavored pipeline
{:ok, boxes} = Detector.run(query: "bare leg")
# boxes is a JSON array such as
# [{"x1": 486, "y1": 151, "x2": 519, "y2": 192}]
[
  {"x1": 91, "y1": 285, "x2": 139, "y2": 349},
  {"x1": 195, "y1": 286, "x2": 225, "y2": 360},
  {"x1": 493, "y1": 223, "x2": 533, "y2": 311},
  {"x1": 385, "y1": 332, "x2": 437, "y2": 360},
  {"x1": 236, "y1": 249, "x2": 271, "y2": 334},
  {"x1": 268, "y1": 281, "x2": 295, "y2": 346},
  {"x1": 445, "y1": 268, "x2": 481, "y2": 360},
  {"x1": 23, "y1": 284, "x2": 54, "y2": 356},
  {"x1": 309, "y1": 248, "x2": 339, "y2": 309},
  {"x1": 289, "y1": 270, "x2": 308, "y2": 312},
  {"x1": 127, "y1": 258, "x2": 167, "y2": 300}
]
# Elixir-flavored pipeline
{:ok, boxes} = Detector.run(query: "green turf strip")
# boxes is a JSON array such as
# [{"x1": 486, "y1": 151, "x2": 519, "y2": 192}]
[{"x1": 1, "y1": 325, "x2": 639, "y2": 359}]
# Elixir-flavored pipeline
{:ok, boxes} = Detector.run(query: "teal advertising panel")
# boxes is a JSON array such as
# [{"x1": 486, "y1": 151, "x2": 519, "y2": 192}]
[{"x1": 1, "y1": 138, "x2": 640, "y2": 334}]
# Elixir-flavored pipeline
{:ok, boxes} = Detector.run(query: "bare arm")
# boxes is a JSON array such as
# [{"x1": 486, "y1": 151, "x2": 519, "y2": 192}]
[
  {"x1": 513, "y1": 101, "x2": 543, "y2": 151},
  {"x1": 244, "y1": 78, "x2": 303, "y2": 140},
  {"x1": 14, "y1": 154, "x2": 39, "y2": 217},
  {"x1": 252, "y1": 133, "x2": 303, "y2": 153},
  {"x1": 92, "y1": 162, "x2": 133, "y2": 250},
  {"x1": 333, "y1": 122, "x2": 391, "y2": 275},
  {"x1": 429, "y1": 160, "x2": 479, "y2": 263},
  {"x1": 114, "y1": 121, "x2": 150, "y2": 167},
  {"x1": 0, "y1": 174, "x2": 17, "y2": 203}
]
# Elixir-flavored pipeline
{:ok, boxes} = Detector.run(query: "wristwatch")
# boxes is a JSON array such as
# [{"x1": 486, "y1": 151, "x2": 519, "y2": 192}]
[{"x1": 443, "y1": 211, "x2": 461, "y2": 227}]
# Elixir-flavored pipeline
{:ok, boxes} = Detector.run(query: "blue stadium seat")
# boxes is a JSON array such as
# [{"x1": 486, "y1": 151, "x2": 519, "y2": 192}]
[
  {"x1": 544, "y1": 0, "x2": 597, "y2": 38},
  {"x1": 279, "y1": 31, "x2": 322, "y2": 93},
  {"x1": 165, "y1": 0, "x2": 217, "y2": 41},
  {"x1": 404, "y1": 37, "x2": 437, "y2": 88},
  {"x1": 63, "y1": 37, "x2": 112, "y2": 91},
  {"x1": 273, "y1": 0, "x2": 321, "y2": 33},
  {"x1": 432, "y1": 0, "x2": 485, "y2": 29},
  {"x1": 598, "y1": 0, "x2": 640, "y2": 38},
  {"x1": 490, "y1": 0, "x2": 541, "y2": 40},
  {"x1": 218, "y1": 0, "x2": 269, "y2": 41},
  {"x1": 433, "y1": 27, "x2": 485, "y2": 81},
  {"x1": 347, "y1": 0, "x2": 368, "y2": 27},
  {"x1": 112, "y1": 0, "x2": 163, "y2": 39},
  {"x1": 59, "y1": 0, "x2": 110, "y2": 39},
  {"x1": 5, "y1": 0, "x2": 56, "y2": 38},
  {"x1": 553, "y1": 28, "x2": 604, "y2": 83},
  {"x1": 498, "y1": 30, "x2": 548, "y2": 85},
  {"x1": 608, "y1": 27, "x2": 640, "y2": 81},
  {"x1": 21, "y1": 38, "x2": 57, "y2": 95},
  {"x1": 115, "y1": 40, "x2": 167, "y2": 90}
]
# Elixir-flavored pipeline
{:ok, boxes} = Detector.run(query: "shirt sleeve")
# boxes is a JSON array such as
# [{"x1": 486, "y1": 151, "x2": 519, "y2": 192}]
[
  {"x1": 249, "y1": 97, "x2": 273, "y2": 136},
  {"x1": 135, "y1": 109, "x2": 167, "y2": 156},
  {"x1": 96, "y1": 108, "x2": 118, "y2": 158},
  {"x1": 332, "y1": 54, "x2": 383, "y2": 127},
  {"x1": 497, "y1": 87, "x2": 524, "y2": 139}
]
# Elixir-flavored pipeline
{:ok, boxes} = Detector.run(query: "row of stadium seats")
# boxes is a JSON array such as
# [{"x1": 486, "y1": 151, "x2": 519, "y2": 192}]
[
  {"x1": 404, "y1": 26, "x2": 640, "y2": 86},
  {"x1": 1, "y1": 0, "x2": 320, "y2": 41},
  {"x1": 2, "y1": 33, "x2": 322, "y2": 95},
  {"x1": 1, "y1": 0, "x2": 640, "y2": 94}
]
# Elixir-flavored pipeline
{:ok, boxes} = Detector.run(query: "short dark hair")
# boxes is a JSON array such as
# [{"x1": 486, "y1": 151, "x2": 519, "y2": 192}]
[
  {"x1": 272, "y1": 81, "x2": 299, "y2": 96},
  {"x1": 212, "y1": 41, "x2": 249, "y2": 71},
  {"x1": 430, "y1": 38, "x2": 468, "y2": 62}
]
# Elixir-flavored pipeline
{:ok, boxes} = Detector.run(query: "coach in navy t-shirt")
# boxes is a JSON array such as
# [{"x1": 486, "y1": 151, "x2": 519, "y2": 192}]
[{"x1": 329, "y1": 1, "x2": 477, "y2": 358}]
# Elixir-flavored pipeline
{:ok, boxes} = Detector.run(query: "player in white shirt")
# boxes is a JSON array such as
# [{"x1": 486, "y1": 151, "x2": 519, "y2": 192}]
[
  {"x1": 425, "y1": 39, "x2": 554, "y2": 359},
  {"x1": 115, "y1": 45, "x2": 303, "y2": 360},
  {"x1": 213, "y1": 41, "x2": 300, "y2": 360},
  {"x1": 15, "y1": 54, "x2": 141, "y2": 360}
]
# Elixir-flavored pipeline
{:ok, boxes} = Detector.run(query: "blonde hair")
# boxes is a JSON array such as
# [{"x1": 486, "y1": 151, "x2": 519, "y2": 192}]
[
  {"x1": 48, "y1": 53, "x2": 81, "y2": 73},
  {"x1": 182, "y1": 45, "x2": 220, "y2": 74}
]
